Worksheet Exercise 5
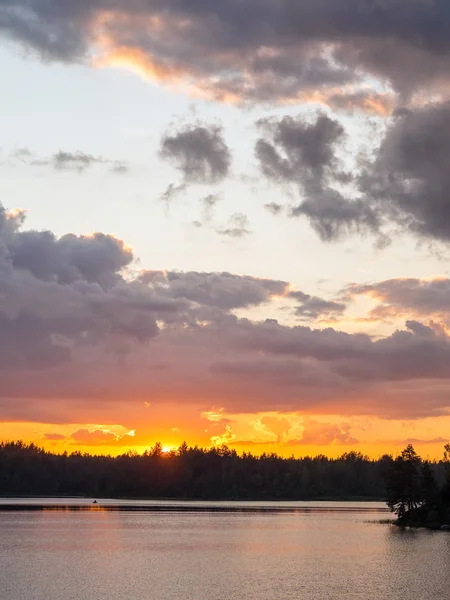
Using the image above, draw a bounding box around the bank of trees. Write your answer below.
[385,444,450,527]
[1,441,448,508]
[0,441,392,499]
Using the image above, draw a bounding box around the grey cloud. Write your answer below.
[160,182,187,204]
[140,270,288,311]
[288,291,311,303]
[53,151,104,172]
[12,147,32,161]
[288,291,347,320]
[361,102,450,242]
[8,229,134,286]
[292,188,380,242]
[160,124,232,184]
[111,161,129,174]
[256,113,380,241]
[201,193,221,223]
[15,149,129,174]
[217,213,251,239]
[218,317,450,386]
[264,202,284,216]
[0,1,87,62]
[211,356,344,390]
[0,313,71,370]
[256,113,345,187]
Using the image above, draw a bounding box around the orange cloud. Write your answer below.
[2,410,450,459]
[292,89,396,116]
[93,41,243,104]
[70,428,136,446]
[94,44,183,84]
[290,419,358,446]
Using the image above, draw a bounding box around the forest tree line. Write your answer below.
[0,440,449,501]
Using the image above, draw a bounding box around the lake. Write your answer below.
[0,499,449,600]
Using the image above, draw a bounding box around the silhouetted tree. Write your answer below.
[386,445,422,518]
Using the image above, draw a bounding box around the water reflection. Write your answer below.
[0,501,448,600]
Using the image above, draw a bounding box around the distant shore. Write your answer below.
[0,495,386,503]
[0,498,389,514]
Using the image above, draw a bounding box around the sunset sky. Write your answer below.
[1,0,450,459]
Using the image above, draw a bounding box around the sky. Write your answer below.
[1,0,450,459]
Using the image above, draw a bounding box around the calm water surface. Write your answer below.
[0,500,449,600]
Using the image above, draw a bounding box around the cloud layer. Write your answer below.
[255,112,380,241]
[2,202,450,428]
[3,0,450,106]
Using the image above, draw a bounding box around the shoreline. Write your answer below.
[0,495,385,502]
[0,498,389,514]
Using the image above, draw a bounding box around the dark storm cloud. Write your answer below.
[256,113,380,241]
[160,125,232,184]
[53,151,104,172]
[2,0,450,103]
